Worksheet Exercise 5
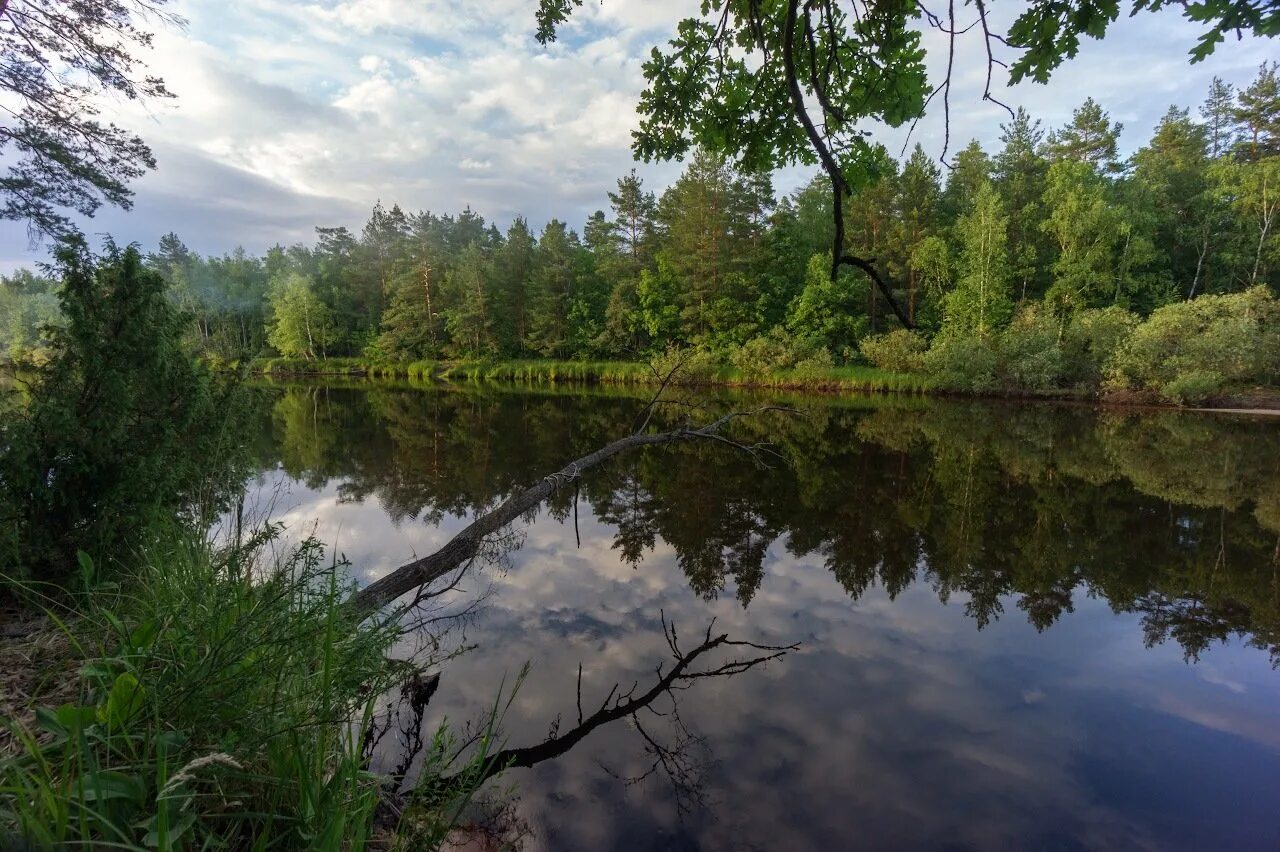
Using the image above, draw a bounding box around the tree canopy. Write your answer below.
[0,0,177,240]
[535,0,1278,322]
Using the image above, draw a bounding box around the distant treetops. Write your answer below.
[2,68,1277,403]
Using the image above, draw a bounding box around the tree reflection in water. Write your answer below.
[363,609,797,843]
[260,384,1280,665]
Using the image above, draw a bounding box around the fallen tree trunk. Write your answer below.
[349,411,779,617]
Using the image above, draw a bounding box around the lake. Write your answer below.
[243,382,1280,850]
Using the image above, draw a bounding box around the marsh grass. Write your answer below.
[0,528,491,849]
[240,356,936,395]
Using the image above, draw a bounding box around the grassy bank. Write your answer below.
[241,356,938,395]
[234,356,1280,410]
[0,529,497,848]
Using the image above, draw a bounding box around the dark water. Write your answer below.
[245,383,1280,850]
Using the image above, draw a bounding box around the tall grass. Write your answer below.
[238,356,936,395]
[0,528,488,849]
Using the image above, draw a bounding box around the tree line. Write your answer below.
[3,69,1278,387]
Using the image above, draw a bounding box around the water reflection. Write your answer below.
[260,384,1280,662]
[249,384,1280,849]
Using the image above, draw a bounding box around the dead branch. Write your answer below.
[348,407,795,617]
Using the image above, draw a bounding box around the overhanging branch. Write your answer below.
[348,407,794,617]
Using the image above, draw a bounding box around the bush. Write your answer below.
[730,329,793,380]
[859,329,927,373]
[922,334,1000,393]
[1161,370,1226,405]
[729,328,830,381]
[995,307,1065,391]
[792,348,835,381]
[1108,286,1280,402]
[0,242,253,581]
[1060,306,1139,387]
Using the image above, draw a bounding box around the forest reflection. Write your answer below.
[258,383,1280,665]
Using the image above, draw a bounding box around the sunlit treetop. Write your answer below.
[535,0,1278,326]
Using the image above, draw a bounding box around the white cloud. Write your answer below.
[0,0,1273,270]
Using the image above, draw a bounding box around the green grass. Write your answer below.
[0,528,496,849]
[237,356,936,395]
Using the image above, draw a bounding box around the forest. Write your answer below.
[3,0,1280,847]
[8,72,1280,403]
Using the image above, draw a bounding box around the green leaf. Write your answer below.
[128,618,160,651]
[98,672,146,729]
[76,550,95,588]
[143,809,197,848]
[79,769,146,804]
[37,702,97,738]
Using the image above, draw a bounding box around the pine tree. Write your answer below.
[1046,98,1124,174]
[1132,107,1216,297]
[493,218,537,356]
[941,140,992,224]
[607,170,658,276]
[1232,62,1280,162]
[527,220,579,357]
[656,148,767,340]
[444,244,496,357]
[1201,76,1239,159]
[895,144,942,323]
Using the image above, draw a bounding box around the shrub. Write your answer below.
[1108,287,1280,402]
[995,307,1065,391]
[0,242,253,581]
[922,334,1000,392]
[730,327,830,380]
[1161,370,1226,405]
[859,329,927,373]
[0,531,402,847]
[792,348,835,381]
[731,329,793,380]
[1060,306,1139,387]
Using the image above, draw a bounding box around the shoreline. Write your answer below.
[232,357,1280,413]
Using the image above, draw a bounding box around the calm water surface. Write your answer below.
[245,383,1280,850]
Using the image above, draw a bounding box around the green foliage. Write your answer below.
[33,66,1263,384]
[945,183,1013,338]
[0,1,173,239]
[786,254,869,357]
[1041,159,1129,313]
[1161,370,1227,404]
[266,271,338,360]
[1062,305,1140,386]
[921,335,1001,393]
[1045,97,1124,173]
[994,306,1073,391]
[0,242,251,581]
[0,269,62,361]
[1108,286,1280,401]
[1006,0,1278,84]
[731,327,830,380]
[0,530,409,848]
[860,329,928,373]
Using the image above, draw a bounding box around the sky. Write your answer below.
[0,0,1274,271]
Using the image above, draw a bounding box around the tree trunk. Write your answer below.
[349,412,771,617]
